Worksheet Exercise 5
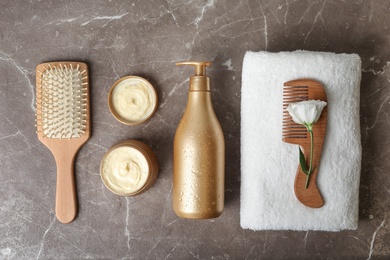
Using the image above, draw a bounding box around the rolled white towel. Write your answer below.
[240,51,362,231]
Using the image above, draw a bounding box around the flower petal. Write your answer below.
[286,104,304,124]
[313,101,327,122]
[302,104,317,124]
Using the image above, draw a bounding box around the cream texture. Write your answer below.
[111,78,155,122]
[102,146,149,194]
[240,51,362,231]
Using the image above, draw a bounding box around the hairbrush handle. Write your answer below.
[294,141,324,208]
[54,151,77,224]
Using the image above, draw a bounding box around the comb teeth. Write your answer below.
[282,85,309,139]
[36,63,88,139]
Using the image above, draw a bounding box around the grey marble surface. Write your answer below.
[0,0,389,259]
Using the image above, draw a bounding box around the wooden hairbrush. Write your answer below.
[282,79,327,208]
[36,62,90,223]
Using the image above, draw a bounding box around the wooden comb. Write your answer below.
[282,79,327,208]
[36,62,90,223]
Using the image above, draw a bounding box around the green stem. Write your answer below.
[305,128,314,189]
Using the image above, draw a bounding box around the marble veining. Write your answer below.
[0,0,389,259]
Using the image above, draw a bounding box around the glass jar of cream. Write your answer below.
[108,76,158,125]
[100,140,159,196]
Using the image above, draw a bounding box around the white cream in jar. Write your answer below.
[110,77,156,124]
[101,146,149,195]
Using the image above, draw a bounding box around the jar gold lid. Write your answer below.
[108,76,158,125]
[100,140,159,196]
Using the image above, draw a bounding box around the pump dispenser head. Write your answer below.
[176,61,211,91]
[176,61,211,76]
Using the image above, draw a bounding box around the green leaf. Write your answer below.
[299,147,309,175]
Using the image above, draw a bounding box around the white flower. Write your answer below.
[286,100,327,128]
[286,99,327,189]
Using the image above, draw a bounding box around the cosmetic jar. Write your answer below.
[108,76,158,125]
[100,140,159,196]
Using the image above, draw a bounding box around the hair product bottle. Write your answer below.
[173,61,225,219]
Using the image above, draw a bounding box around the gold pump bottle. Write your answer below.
[173,61,225,219]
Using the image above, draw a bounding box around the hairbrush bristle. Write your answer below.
[36,63,88,139]
[282,85,308,139]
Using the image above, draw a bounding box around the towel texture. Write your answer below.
[240,51,362,231]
